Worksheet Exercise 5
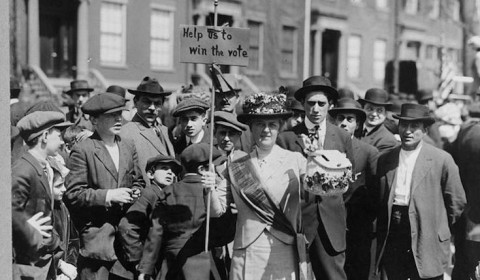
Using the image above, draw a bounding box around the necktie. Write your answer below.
[361,128,368,137]
[308,125,322,150]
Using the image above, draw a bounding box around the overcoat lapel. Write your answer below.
[116,138,128,188]
[384,147,400,230]
[24,153,51,197]
[410,145,432,195]
[93,137,118,182]
[323,123,337,150]
[132,115,169,156]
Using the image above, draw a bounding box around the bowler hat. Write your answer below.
[81,92,126,116]
[238,92,292,124]
[416,89,433,103]
[359,88,392,107]
[180,143,226,169]
[106,85,129,100]
[145,155,183,175]
[286,97,305,112]
[65,80,94,95]
[393,103,435,125]
[214,111,248,132]
[328,98,366,122]
[294,76,339,102]
[338,88,355,100]
[17,111,72,142]
[128,76,172,96]
[172,97,210,117]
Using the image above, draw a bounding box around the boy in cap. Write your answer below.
[120,77,176,187]
[137,143,225,280]
[65,80,94,131]
[64,92,144,280]
[118,155,182,278]
[12,111,72,278]
[172,97,210,154]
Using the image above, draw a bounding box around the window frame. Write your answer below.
[347,34,362,79]
[100,0,128,68]
[280,25,298,77]
[150,4,176,71]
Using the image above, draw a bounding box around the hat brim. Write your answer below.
[358,99,392,107]
[215,120,247,132]
[65,88,94,95]
[127,89,172,96]
[328,108,366,122]
[392,115,435,125]
[22,121,73,142]
[237,112,293,124]
[85,106,127,116]
[294,85,339,102]
[147,159,183,175]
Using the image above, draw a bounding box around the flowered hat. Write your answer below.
[237,92,292,123]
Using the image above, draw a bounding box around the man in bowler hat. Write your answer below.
[277,76,354,280]
[359,88,399,154]
[120,77,176,187]
[65,80,94,131]
[329,98,379,280]
[374,103,466,280]
[65,92,144,279]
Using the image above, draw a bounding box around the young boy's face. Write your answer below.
[45,128,65,156]
[179,110,207,138]
[148,163,175,186]
[94,111,123,137]
[53,176,66,201]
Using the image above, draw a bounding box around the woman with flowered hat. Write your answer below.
[207,92,308,280]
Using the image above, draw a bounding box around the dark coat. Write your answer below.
[360,124,399,153]
[277,121,354,252]
[120,114,176,187]
[66,108,93,131]
[137,174,207,276]
[172,129,211,156]
[64,132,142,268]
[375,143,466,278]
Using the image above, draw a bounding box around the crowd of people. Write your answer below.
[9,73,480,280]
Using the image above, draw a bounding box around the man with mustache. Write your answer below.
[120,77,175,187]
[359,88,399,154]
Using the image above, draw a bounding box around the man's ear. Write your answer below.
[41,131,49,143]
[147,170,154,180]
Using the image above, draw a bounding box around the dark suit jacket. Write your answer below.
[361,124,399,153]
[172,129,211,156]
[120,114,176,187]
[277,121,354,252]
[66,107,93,131]
[449,121,480,241]
[64,132,142,265]
[12,152,61,264]
[137,174,207,275]
[375,143,466,278]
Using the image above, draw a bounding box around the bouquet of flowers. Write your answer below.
[242,92,288,114]
[303,150,354,196]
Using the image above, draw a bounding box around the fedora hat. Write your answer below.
[65,80,94,95]
[294,76,339,102]
[328,98,366,122]
[238,92,292,124]
[393,103,435,125]
[128,76,172,96]
[359,88,392,107]
[416,89,433,103]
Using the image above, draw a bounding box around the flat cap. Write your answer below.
[172,97,210,117]
[214,111,248,132]
[180,143,225,168]
[81,92,126,116]
[146,155,183,175]
[17,111,72,142]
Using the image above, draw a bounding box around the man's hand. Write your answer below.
[108,188,134,204]
[201,171,216,191]
[27,212,52,238]
[58,260,77,279]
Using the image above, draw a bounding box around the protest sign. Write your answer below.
[179,25,250,66]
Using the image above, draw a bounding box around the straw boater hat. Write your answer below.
[328,98,366,123]
[237,92,292,123]
[65,80,94,95]
[128,76,172,96]
[294,76,339,103]
[359,88,392,107]
[393,103,435,126]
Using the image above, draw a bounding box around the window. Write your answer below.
[373,39,386,81]
[405,41,421,60]
[404,0,419,15]
[452,1,460,21]
[100,1,126,66]
[150,7,174,70]
[429,0,440,19]
[247,20,263,72]
[281,26,297,74]
[347,35,362,79]
[376,0,388,9]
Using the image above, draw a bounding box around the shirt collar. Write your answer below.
[400,140,423,155]
[186,129,205,144]
[305,116,326,132]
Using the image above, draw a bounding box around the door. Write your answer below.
[322,29,341,88]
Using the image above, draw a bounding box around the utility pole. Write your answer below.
[393,0,401,93]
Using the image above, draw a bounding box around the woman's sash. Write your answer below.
[228,156,309,280]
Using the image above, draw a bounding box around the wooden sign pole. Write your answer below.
[205,0,219,253]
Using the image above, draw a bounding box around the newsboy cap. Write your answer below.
[214,111,248,132]
[128,76,172,96]
[180,143,226,169]
[172,98,210,117]
[81,92,126,116]
[17,111,72,142]
[145,155,183,175]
